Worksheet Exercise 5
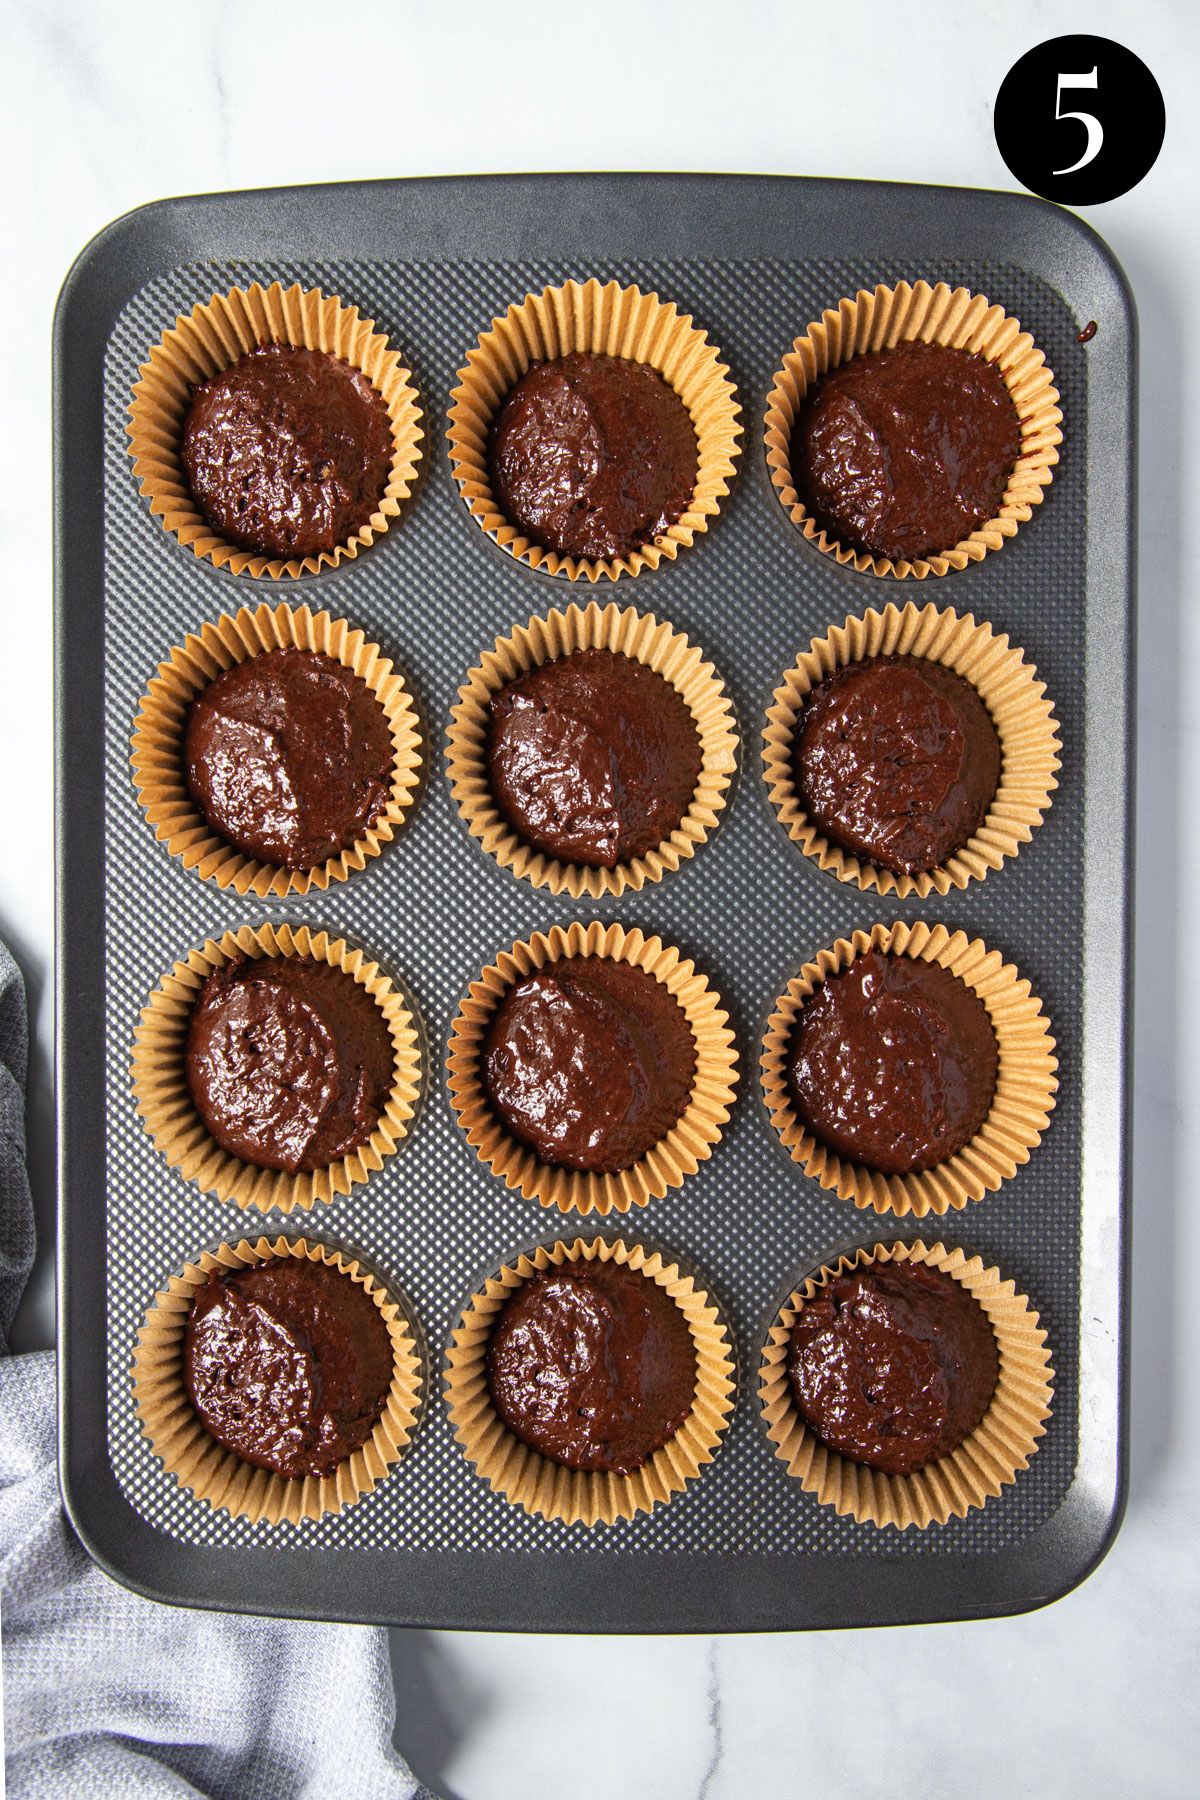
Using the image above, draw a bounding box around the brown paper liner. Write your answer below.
[131,602,423,899]
[128,280,423,579]
[761,921,1057,1216]
[444,1234,735,1524]
[447,922,738,1215]
[447,278,742,582]
[131,923,422,1213]
[447,601,737,898]
[765,280,1062,579]
[132,1234,422,1525]
[763,602,1061,898]
[759,1239,1053,1529]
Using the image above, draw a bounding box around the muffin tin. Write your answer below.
[54,174,1133,1631]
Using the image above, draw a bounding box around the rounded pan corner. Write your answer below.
[54,194,189,350]
[1034,1466,1130,1613]
[57,1439,178,1610]
[960,1462,1130,1628]
[57,1444,303,1623]
[1014,191,1139,335]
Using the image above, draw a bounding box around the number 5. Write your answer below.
[1054,68,1103,174]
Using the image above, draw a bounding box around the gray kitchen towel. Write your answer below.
[0,943,431,1799]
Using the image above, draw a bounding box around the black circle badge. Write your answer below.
[995,35,1165,205]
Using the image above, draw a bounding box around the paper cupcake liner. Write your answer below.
[132,1234,422,1526]
[759,1239,1053,1529]
[128,280,424,579]
[444,1234,735,1525]
[447,278,742,582]
[131,602,423,900]
[765,279,1062,579]
[447,921,738,1215]
[131,923,422,1213]
[763,602,1061,898]
[761,921,1057,1216]
[447,601,738,898]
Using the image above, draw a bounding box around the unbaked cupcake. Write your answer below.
[486,649,702,869]
[487,1257,697,1473]
[448,278,741,582]
[131,602,422,900]
[762,602,1061,900]
[488,352,698,561]
[181,344,394,562]
[760,920,1057,1217]
[765,280,1061,580]
[791,340,1021,564]
[185,1254,396,1477]
[786,948,998,1176]
[447,921,738,1215]
[185,954,397,1175]
[133,1234,422,1526]
[786,1255,998,1474]
[185,647,396,870]
[481,954,697,1175]
[759,1239,1053,1529]
[128,280,423,579]
[132,923,422,1213]
[444,1234,735,1524]
[448,601,737,900]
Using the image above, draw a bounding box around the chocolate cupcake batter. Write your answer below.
[181,343,393,560]
[791,340,1021,562]
[185,955,395,1174]
[482,956,696,1173]
[185,1257,394,1479]
[788,949,998,1174]
[788,1259,998,1475]
[488,352,698,560]
[487,1260,697,1473]
[185,648,395,870]
[486,648,702,868]
[793,655,1001,875]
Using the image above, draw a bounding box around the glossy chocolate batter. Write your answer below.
[181,343,393,560]
[788,950,998,1174]
[482,956,696,1173]
[791,340,1020,562]
[793,655,1001,874]
[185,648,395,870]
[788,1259,998,1475]
[185,1257,394,1479]
[488,352,698,560]
[487,1260,697,1473]
[486,648,702,868]
[185,955,395,1173]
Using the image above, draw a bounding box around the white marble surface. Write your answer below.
[3,0,1198,1793]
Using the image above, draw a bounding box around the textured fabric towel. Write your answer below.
[0,942,429,1799]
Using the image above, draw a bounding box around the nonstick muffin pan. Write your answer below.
[54,173,1133,1631]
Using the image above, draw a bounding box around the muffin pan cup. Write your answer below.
[760,920,1059,1217]
[764,278,1063,579]
[56,174,1132,1632]
[758,1239,1053,1530]
[132,1233,423,1526]
[446,919,739,1216]
[444,1234,736,1525]
[131,601,423,900]
[127,280,424,579]
[131,921,423,1213]
[447,599,739,899]
[447,276,742,582]
[762,601,1062,899]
